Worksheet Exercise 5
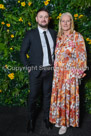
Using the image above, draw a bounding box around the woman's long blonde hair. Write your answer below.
[57,12,74,37]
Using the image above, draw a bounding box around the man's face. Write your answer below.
[36,11,49,28]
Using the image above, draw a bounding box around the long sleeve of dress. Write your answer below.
[75,33,87,78]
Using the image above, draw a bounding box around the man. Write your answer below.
[20,8,56,132]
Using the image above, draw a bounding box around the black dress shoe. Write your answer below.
[44,118,53,129]
[27,120,34,133]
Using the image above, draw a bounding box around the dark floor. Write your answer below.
[0,106,91,136]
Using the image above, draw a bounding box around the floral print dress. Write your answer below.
[49,31,87,127]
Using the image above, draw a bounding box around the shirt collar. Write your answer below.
[38,26,48,34]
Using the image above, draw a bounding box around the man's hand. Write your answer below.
[81,73,86,78]
[28,69,31,73]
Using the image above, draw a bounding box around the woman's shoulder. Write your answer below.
[74,30,83,38]
[55,36,62,48]
[73,31,84,42]
[56,36,62,41]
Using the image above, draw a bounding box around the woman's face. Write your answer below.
[61,15,71,32]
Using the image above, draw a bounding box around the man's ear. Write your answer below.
[36,16,38,22]
[48,17,50,23]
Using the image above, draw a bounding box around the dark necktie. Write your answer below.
[43,31,52,65]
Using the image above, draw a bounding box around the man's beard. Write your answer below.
[38,24,48,28]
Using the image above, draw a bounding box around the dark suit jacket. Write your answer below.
[20,28,57,77]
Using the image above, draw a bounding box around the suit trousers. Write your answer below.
[28,68,53,121]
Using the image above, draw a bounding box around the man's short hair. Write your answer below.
[36,7,49,16]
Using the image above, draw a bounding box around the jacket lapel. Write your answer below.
[35,28,43,56]
[49,29,55,44]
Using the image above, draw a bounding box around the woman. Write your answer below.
[49,12,87,135]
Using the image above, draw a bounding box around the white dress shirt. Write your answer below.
[38,26,54,67]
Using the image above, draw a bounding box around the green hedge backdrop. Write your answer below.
[0,0,91,113]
